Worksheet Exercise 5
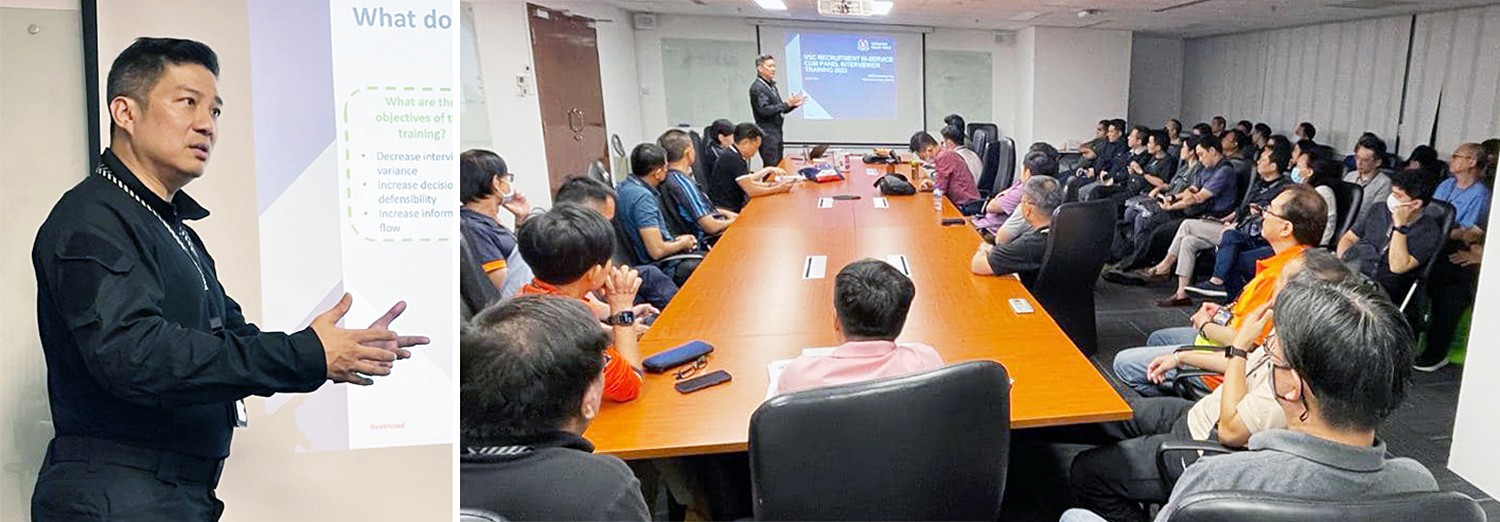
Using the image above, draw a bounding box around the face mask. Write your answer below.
[499,186,516,204]
[1385,193,1403,214]
[1289,166,1304,184]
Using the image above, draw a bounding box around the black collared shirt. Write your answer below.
[32,149,326,459]
[750,76,792,129]
[461,431,649,521]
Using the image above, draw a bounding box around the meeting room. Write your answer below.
[455,0,1500,521]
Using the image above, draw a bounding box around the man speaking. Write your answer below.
[749,53,805,167]
[29,38,427,520]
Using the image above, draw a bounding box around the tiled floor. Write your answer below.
[1090,276,1498,520]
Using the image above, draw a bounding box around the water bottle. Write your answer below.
[932,187,944,211]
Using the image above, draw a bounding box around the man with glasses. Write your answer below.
[1152,268,1438,521]
[1416,143,1493,371]
[1066,249,1362,522]
[460,149,536,299]
[971,176,1062,286]
[772,259,943,395]
[1344,135,1394,216]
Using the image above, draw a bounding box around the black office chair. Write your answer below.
[696,126,718,188]
[990,136,1017,195]
[977,141,1003,198]
[1400,200,1455,313]
[1328,181,1364,247]
[968,123,999,156]
[459,232,502,323]
[1030,200,1116,356]
[458,508,508,522]
[1165,490,1486,522]
[611,219,704,286]
[749,361,1011,521]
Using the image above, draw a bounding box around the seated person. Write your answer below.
[1336,168,1443,301]
[1142,141,1292,307]
[656,129,737,244]
[1079,123,1150,202]
[1127,129,1177,195]
[1062,140,1101,197]
[705,123,794,213]
[617,143,703,286]
[555,176,679,309]
[971,176,1063,286]
[1111,185,1326,397]
[1152,272,1436,521]
[1067,249,1351,522]
[985,152,1059,245]
[460,295,651,521]
[910,129,984,215]
[701,118,736,171]
[1293,121,1316,143]
[516,204,649,402]
[459,149,535,299]
[944,113,985,181]
[1220,129,1254,183]
[975,150,1056,238]
[1344,134,1394,216]
[775,259,943,395]
[1104,134,1238,278]
[1109,133,1196,268]
[1418,142,1493,371]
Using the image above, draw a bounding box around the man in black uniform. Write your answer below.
[30,38,427,521]
[749,54,805,168]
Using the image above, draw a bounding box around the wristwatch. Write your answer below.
[1393,224,1412,235]
[1224,346,1249,359]
[605,310,635,327]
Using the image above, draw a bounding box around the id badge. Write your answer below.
[234,399,249,428]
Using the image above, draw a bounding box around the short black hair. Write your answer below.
[1191,123,1213,136]
[734,122,763,143]
[1263,136,1293,173]
[1235,120,1253,132]
[1022,150,1058,178]
[1211,115,1227,125]
[1390,168,1435,204]
[106,37,220,135]
[1294,138,1318,158]
[834,259,916,340]
[461,295,609,443]
[630,143,667,178]
[460,149,506,204]
[943,114,966,133]
[1296,121,1317,140]
[755,54,775,66]
[1130,125,1151,142]
[1406,145,1447,176]
[1356,134,1389,159]
[1147,129,1169,151]
[1108,119,1127,132]
[554,176,615,207]
[1181,135,1202,157]
[710,119,735,140]
[1277,184,1328,246]
[1097,119,1111,128]
[657,129,694,164]
[909,131,939,153]
[1028,141,1059,161]
[1275,273,1412,432]
[1304,148,1344,189]
[1196,133,1223,154]
[1165,119,1182,134]
[1223,129,1248,150]
[517,204,614,285]
[1252,123,1273,138]
[939,124,965,145]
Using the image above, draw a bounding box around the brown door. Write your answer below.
[528,3,608,196]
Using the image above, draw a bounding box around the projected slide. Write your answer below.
[250,0,455,451]
[785,33,897,120]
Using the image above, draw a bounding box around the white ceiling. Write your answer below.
[599,0,1499,38]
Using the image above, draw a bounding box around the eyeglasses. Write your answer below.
[674,355,709,380]
[1249,203,1288,221]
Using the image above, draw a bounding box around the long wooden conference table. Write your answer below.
[590,157,1131,460]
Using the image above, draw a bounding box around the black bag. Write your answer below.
[863,152,899,164]
[874,173,917,196]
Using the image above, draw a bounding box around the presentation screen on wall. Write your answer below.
[758,26,924,144]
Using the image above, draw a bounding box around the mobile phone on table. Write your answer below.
[675,369,732,394]
[941,218,967,226]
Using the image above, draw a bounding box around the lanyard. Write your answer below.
[97,164,210,292]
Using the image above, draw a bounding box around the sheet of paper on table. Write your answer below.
[765,347,837,399]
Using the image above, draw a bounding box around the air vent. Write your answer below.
[818,0,874,17]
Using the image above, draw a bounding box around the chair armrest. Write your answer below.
[1172,345,1223,353]
[1157,440,1236,489]
[652,253,706,265]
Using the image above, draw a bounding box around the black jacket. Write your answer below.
[32,149,326,459]
[750,76,793,132]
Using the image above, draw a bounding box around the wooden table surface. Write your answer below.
[589,158,1132,460]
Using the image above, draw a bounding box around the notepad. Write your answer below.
[865,167,880,176]
[884,254,911,276]
[765,347,838,399]
[817,197,833,208]
[802,255,827,279]
[873,197,889,208]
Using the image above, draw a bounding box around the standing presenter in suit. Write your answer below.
[749,54,805,167]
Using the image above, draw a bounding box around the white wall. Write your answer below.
[1021,27,1133,150]
[0,5,87,519]
[1128,35,1183,127]
[924,27,1021,137]
[1180,5,1499,156]
[633,14,757,139]
[1450,207,1500,498]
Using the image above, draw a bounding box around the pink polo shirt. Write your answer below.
[775,340,945,396]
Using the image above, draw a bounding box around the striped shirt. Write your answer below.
[661,169,717,242]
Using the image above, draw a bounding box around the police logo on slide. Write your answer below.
[856,38,870,52]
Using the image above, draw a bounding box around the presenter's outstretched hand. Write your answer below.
[313,293,401,386]
[363,300,430,360]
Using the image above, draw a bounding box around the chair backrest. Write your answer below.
[612,219,646,266]
[976,140,1002,198]
[696,127,717,188]
[1030,200,1116,355]
[1327,181,1363,247]
[655,180,695,238]
[459,231,502,322]
[1417,200,1455,283]
[749,361,1011,521]
[458,507,508,522]
[968,123,999,154]
[1167,490,1485,522]
[990,136,1018,195]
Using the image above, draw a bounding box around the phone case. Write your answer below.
[675,370,732,394]
[642,340,714,373]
